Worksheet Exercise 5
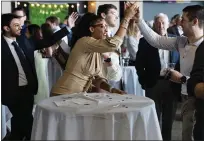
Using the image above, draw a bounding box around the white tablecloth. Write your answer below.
[1,105,12,139]
[31,93,162,140]
[110,66,144,96]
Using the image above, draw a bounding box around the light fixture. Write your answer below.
[77,3,80,7]
[17,2,20,5]
[31,3,35,7]
[71,5,74,8]
[66,4,69,8]
[36,3,40,7]
[84,5,87,8]
[54,4,57,8]
[41,4,45,8]
[24,3,27,7]
[60,5,63,8]
[91,2,95,6]
[48,5,52,8]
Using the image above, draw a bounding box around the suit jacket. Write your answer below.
[135,34,179,89]
[167,25,181,36]
[187,41,204,97]
[1,27,69,105]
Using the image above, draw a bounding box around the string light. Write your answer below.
[71,5,74,8]
[84,5,87,8]
[48,5,52,8]
[24,4,27,7]
[66,4,69,8]
[36,3,40,7]
[77,3,80,7]
[31,3,35,7]
[60,5,63,8]
[54,4,57,8]
[41,4,45,8]
[17,2,20,5]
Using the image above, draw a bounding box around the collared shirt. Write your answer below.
[138,19,203,95]
[4,36,28,86]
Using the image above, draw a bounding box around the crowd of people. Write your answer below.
[1,2,204,140]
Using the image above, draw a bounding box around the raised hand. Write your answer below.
[124,1,139,20]
[67,12,78,29]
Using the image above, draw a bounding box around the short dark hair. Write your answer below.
[27,24,41,40]
[1,13,19,33]
[97,4,117,17]
[171,14,180,22]
[12,7,25,15]
[41,23,53,40]
[70,12,103,49]
[183,5,204,28]
[46,16,59,25]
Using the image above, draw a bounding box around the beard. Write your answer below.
[10,30,21,37]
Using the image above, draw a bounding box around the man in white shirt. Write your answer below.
[133,4,204,141]
[97,4,122,82]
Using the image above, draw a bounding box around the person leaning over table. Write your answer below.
[51,2,139,96]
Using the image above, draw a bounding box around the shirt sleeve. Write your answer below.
[127,36,139,61]
[83,36,123,53]
[137,19,180,51]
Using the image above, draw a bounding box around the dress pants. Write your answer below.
[145,79,177,140]
[6,86,34,140]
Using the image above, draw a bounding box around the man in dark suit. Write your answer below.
[187,41,204,140]
[167,14,183,36]
[1,13,69,140]
[135,13,179,140]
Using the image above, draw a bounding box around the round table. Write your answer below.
[31,93,162,140]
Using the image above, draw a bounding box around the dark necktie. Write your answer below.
[12,41,33,84]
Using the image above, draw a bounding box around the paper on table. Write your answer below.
[54,97,98,107]
[53,99,72,107]
[71,98,96,105]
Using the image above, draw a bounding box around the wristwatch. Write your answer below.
[180,76,187,84]
[104,58,111,63]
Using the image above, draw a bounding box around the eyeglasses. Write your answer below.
[92,24,108,30]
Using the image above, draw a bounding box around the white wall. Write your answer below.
[1,2,12,14]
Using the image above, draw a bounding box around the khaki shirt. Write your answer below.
[51,36,123,95]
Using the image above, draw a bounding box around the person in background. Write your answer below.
[24,20,31,28]
[60,12,78,46]
[167,14,183,36]
[1,12,70,140]
[52,3,138,96]
[134,3,204,141]
[135,13,177,140]
[12,7,27,36]
[187,41,204,140]
[25,24,53,104]
[97,4,122,82]
[126,18,141,66]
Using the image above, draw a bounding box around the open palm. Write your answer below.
[67,12,79,28]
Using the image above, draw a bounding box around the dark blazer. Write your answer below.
[1,27,69,105]
[135,37,161,89]
[135,34,179,89]
[167,25,181,36]
[187,41,204,97]
[187,40,204,140]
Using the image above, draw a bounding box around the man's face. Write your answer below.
[104,8,118,27]
[14,10,26,26]
[180,12,194,37]
[4,18,22,37]
[154,17,168,36]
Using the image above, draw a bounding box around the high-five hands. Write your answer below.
[125,1,140,22]
[123,1,139,20]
